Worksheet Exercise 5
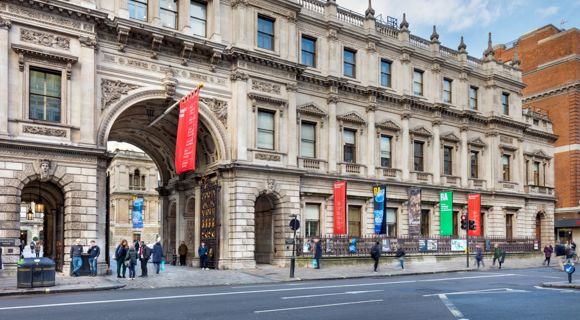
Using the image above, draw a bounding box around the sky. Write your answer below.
[338,0,580,58]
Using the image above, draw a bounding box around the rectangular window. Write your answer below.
[469,86,478,110]
[190,1,207,37]
[29,68,61,123]
[386,208,397,237]
[506,214,513,239]
[380,135,392,168]
[348,206,361,237]
[533,161,540,185]
[343,48,356,78]
[160,0,178,29]
[343,129,356,163]
[502,154,511,181]
[470,151,479,178]
[305,204,320,237]
[413,141,424,172]
[443,78,452,103]
[128,0,148,21]
[413,69,423,96]
[301,36,316,68]
[525,160,529,185]
[443,146,453,175]
[300,121,316,158]
[502,92,510,115]
[420,209,430,236]
[452,211,459,237]
[543,163,547,186]
[257,110,275,150]
[257,16,275,50]
[380,59,392,87]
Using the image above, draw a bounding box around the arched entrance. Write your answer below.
[20,180,65,271]
[255,195,276,264]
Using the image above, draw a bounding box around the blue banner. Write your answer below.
[373,185,386,234]
[132,197,144,229]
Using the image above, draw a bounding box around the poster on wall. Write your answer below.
[381,239,391,252]
[408,188,422,236]
[451,239,467,251]
[373,185,387,234]
[440,191,453,236]
[468,194,482,236]
[419,240,438,251]
[132,196,144,229]
[333,181,347,235]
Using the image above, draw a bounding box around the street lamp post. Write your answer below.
[289,215,300,278]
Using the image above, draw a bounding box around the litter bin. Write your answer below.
[17,258,56,288]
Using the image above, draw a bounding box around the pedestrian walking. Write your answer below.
[178,241,188,266]
[70,239,83,277]
[371,241,381,272]
[313,239,322,269]
[87,240,100,276]
[34,241,42,258]
[543,243,553,266]
[395,246,406,270]
[29,240,35,255]
[152,240,164,274]
[114,239,128,278]
[125,243,138,280]
[492,243,501,266]
[198,242,209,270]
[475,245,484,268]
[499,248,507,269]
[139,241,152,277]
[19,241,24,256]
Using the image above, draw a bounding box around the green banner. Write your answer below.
[439,191,453,236]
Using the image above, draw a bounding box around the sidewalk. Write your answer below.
[0,254,564,296]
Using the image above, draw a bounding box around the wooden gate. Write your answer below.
[200,176,220,269]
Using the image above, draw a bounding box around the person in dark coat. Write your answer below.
[70,239,84,277]
[395,246,406,270]
[475,245,484,268]
[114,239,128,278]
[543,243,553,266]
[313,239,322,269]
[87,240,100,276]
[178,241,188,266]
[125,243,138,280]
[198,242,209,270]
[139,241,152,277]
[371,241,381,272]
[152,240,164,274]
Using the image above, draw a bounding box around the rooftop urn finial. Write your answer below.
[512,44,521,67]
[399,13,409,30]
[365,0,375,19]
[483,32,495,58]
[458,36,467,53]
[430,25,440,43]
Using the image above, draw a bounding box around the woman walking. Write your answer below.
[475,245,484,268]
[125,243,138,280]
[152,239,164,274]
[115,239,128,278]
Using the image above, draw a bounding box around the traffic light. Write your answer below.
[461,214,467,230]
[469,220,476,230]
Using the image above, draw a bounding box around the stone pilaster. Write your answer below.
[327,95,338,173]
[401,112,410,180]
[287,84,298,167]
[460,126,468,187]
[231,72,249,161]
[366,105,376,174]
[432,120,441,184]
[210,0,222,42]
[0,18,10,136]
[79,40,96,144]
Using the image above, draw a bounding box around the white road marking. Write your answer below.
[231,283,307,289]
[438,294,466,319]
[0,273,515,311]
[424,288,528,297]
[281,290,384,299]
[533,286,576,293]
[254,299,383,313]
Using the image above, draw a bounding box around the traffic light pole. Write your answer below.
[466,230,469,268]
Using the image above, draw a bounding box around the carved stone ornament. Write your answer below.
[266,178,276,192]
[12,44,78,79]
[162,68,178,99]
[20,29,70,50]
[22,125,67,137]
[151,34,164,59]
[101,79,142,109]
[410,126,433,141]
[79,36,98,50]
[37,159,54,182]
[0,16,12,29]
[117,26,130,52]
[210,50,222,72]
[327,29,338,41]
[230,71,249,81]
[231,0,249,8]
[252,80,281,95]
[180,42,194,65]
[255,153,281,162]
[200,97,228,128]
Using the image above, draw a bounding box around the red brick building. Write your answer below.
[496,25,580,245]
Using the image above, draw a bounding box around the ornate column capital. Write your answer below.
[0,16,12,30]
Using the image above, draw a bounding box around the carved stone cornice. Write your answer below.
[150,33,164,59]
[180,41,194,65]
[12,43,78,79]
[524,149,552,160]
[226,47,306,75]
[100,79,142,109]
[20,28,70,50]
[440,132,460,143]
[79,36,98,50]
[230,71,249,81]
[0,16,12,29]
[117,25,130,52]
[410,126,433,139]
[248,92,288,109]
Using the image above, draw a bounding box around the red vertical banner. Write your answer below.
[333,181,347,235]
[468,193,481,236]
[175,88,200,175]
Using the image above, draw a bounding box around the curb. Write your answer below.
[541,282,580,289]
[0,283,126,297]
[281,268,475,282]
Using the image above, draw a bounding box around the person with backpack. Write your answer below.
[139,241,152,277]
[114,239,128,278]
[371,241,381,272]
[395,246,406,270]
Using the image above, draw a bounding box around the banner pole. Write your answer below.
[147,83,204,128]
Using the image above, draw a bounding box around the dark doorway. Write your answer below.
[255,195,274,264]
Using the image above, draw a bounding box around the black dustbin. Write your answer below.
[17,258,56,288]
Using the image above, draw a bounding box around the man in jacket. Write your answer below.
[178,241,188,266]
[371,241,381,272]
[70,239,83,277]
[152,240,164,274]
[87,240,100,276]
[395,246,406,270]
[198,242,209,270]
[314,239,322,270]
[139,241,152,277]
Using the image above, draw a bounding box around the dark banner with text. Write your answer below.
[468,193,481,236]
[334,181,347,235]
[175,88,201,175]
[408,188,421,236]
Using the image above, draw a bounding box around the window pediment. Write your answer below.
[376,119,401,132]
[524,149,551,160]
[410,126,432,138]
[441,132,460,143]
[468,137,487,148]
[499,144,518,153]
[249,92,287,115]
[12,44,78,79]
[297,103,327,118]
[337,111,366,125]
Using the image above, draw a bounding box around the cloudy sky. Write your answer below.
[338,0,580,57]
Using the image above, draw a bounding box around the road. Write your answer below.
[0,267,577,320]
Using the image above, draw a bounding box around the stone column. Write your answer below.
[287,84,298,167]
[79,40,96,144]
[175,190,186,253]
[178,0,191,33]
[432,120,441,184]
[401,112,410,180]
[486,133,498,188]
[327,30,339,77]
[150,0,161,27]
[210,0,222,42]
[516,138,524,191]
[327,95,339,173]
[287,16,297,63]
[230,72,249,161]
[232,1,249,49]
[460,126,469,187]
[0,18,9,136]
[366,105,376,175]
[194,185,201,259]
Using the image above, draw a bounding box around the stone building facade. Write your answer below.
[0,0,556,271]
[496,25,580,245]
[107,149,161,249]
